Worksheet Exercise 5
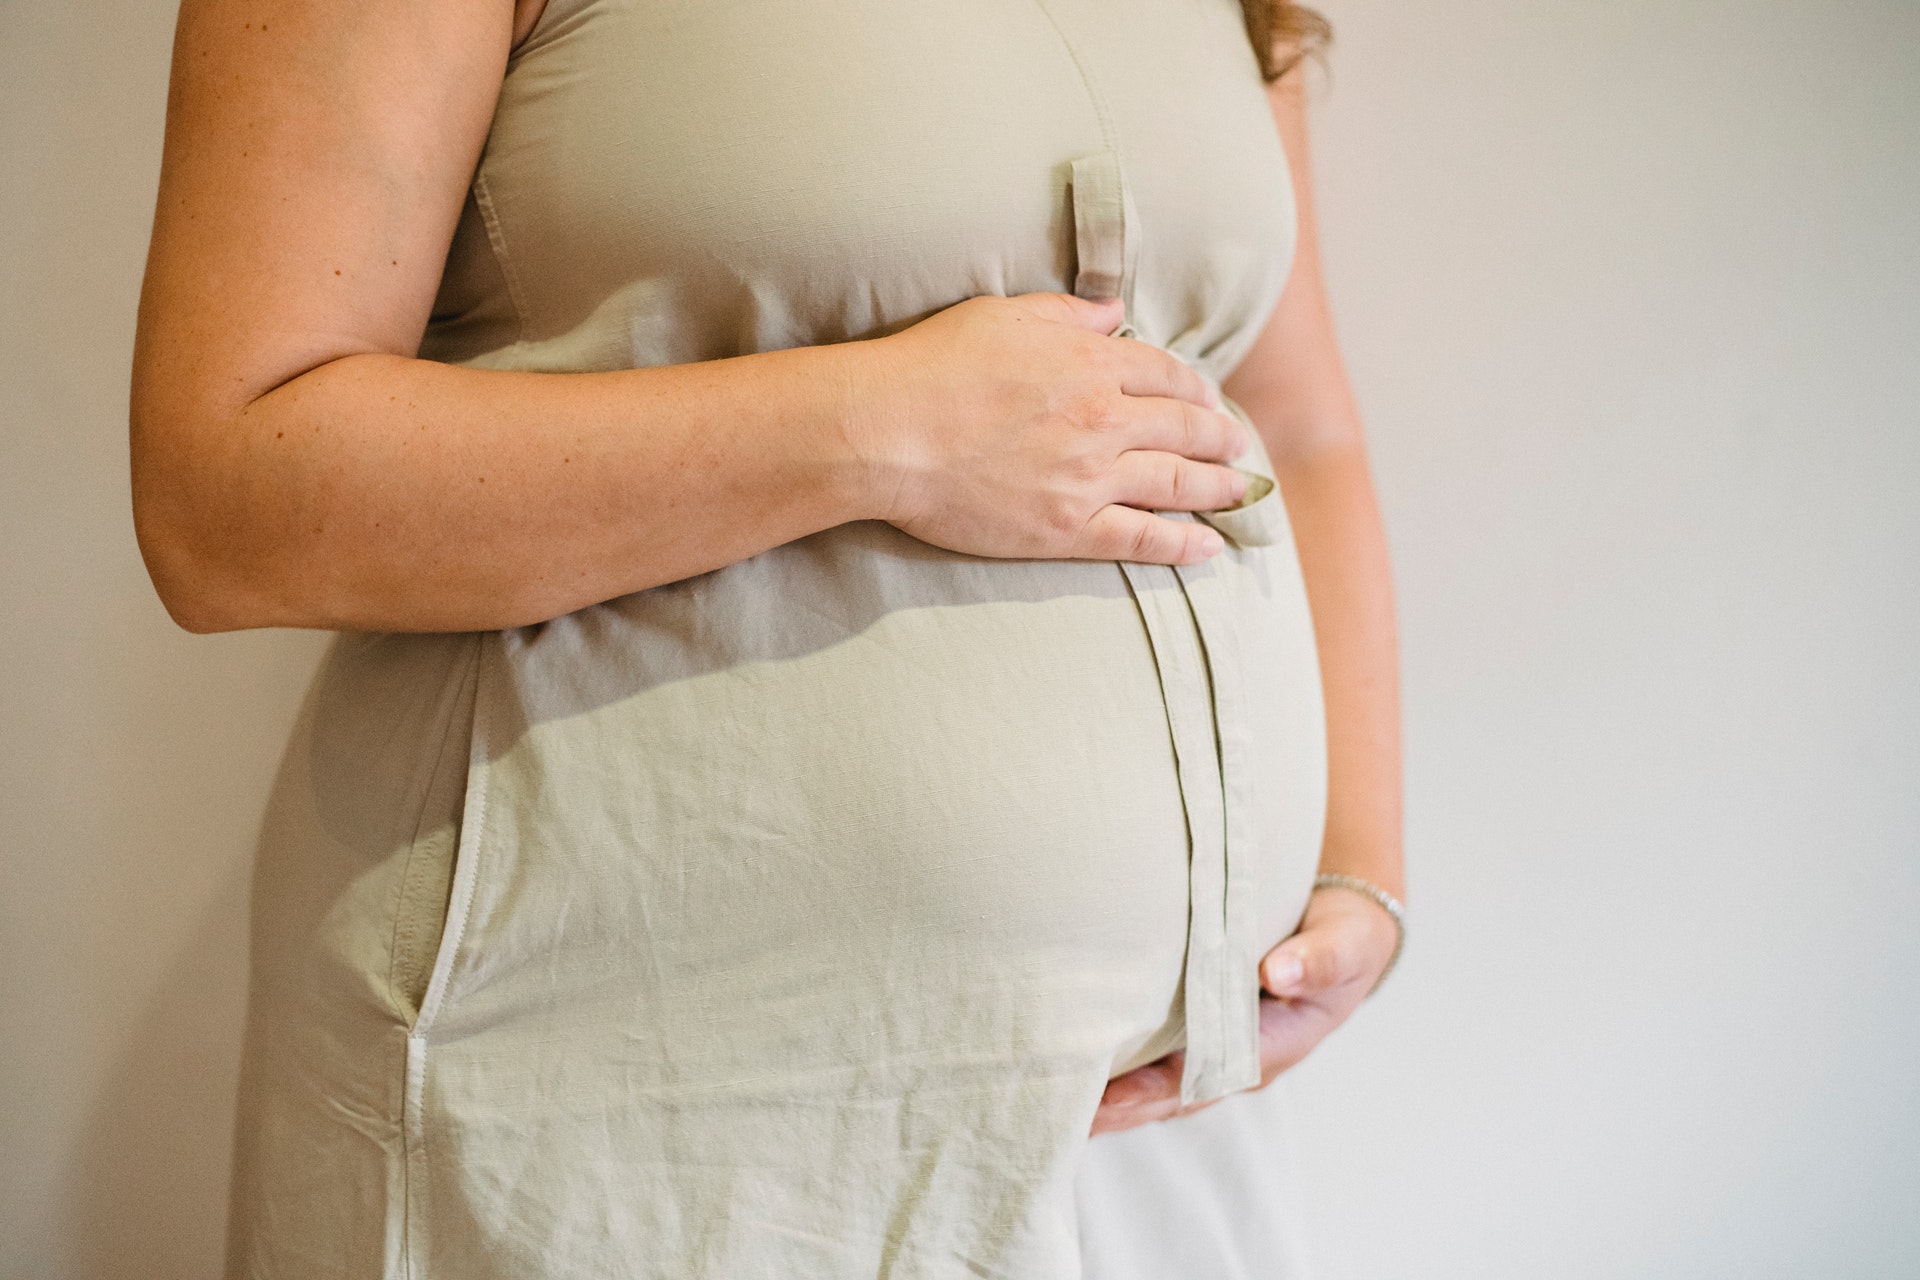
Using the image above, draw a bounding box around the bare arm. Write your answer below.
[1225,70,1406,914]
[133,0,1251,634]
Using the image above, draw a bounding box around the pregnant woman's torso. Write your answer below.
[237,3,1329,1276]
[424,0,1294,376]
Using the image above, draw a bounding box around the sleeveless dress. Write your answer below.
[225,2,1328,1276]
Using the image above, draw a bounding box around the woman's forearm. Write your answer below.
[133,0,1251,636]
[132,292,1247,635]
[1227,66,1404,903]
[131,0,878,636]
[131,344,877,634]
[1269,440,1405,900]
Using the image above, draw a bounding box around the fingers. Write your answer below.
[1265,885,1404,1002]
[1012,291,1126,334]
[1117,396,1248,465]
[1072,504,1224,566]
[1010,291,1221,411]
[1090,1054,1213,1136]
[1101,1056,1183,1110]
[1254,993,1342,1086]
[1100,999,1344,1118]
[1100,911,1380,1116]
[1108,451,1249,514]
[1260,904,1377,999]
[1111,336,1222,411]
[1262,932,1350,998]
[1261,942,1315,998]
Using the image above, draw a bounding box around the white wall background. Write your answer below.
[2,2,1915,1277]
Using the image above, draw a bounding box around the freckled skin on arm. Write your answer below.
[132,0,886,633]
[132,0,1250,633]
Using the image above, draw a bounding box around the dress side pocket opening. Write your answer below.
[387,637,483,1031]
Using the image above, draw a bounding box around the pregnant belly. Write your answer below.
[431,511,1325,1102]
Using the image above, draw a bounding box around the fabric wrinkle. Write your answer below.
[229,3,1325,1276]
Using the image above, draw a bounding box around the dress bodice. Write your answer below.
[421,0,1295,386]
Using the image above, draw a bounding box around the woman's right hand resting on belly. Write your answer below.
[854,294,1250,566]
[130,0,1246,635]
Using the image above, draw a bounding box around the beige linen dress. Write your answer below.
[226,1,1328,1276]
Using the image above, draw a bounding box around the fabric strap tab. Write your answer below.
[1070,151,1137,310]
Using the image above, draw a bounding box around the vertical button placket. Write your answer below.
[1070,152,1262,1104]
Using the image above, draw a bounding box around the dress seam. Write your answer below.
[472,167,533,346]
[1029,0,1119,157]
[1034,0,1145,323]
[386,639,480,1025]
[403,636,494,1275]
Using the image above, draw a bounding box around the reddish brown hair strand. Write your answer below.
[1239,0,1331,82]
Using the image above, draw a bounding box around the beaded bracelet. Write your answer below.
[1311,872,1406,996]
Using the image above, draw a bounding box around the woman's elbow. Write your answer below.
[132,499,256,634]
[129,408,275,634]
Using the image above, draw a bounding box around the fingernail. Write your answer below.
[1197,529,1225,558]
[1263,954,1304,992]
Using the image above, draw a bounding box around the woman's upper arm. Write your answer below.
[131,0,516,435]
[1220,69,1365,465]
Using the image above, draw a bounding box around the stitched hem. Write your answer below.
[473,169,533,345]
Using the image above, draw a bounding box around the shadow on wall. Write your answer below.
[70,868,251,1279]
